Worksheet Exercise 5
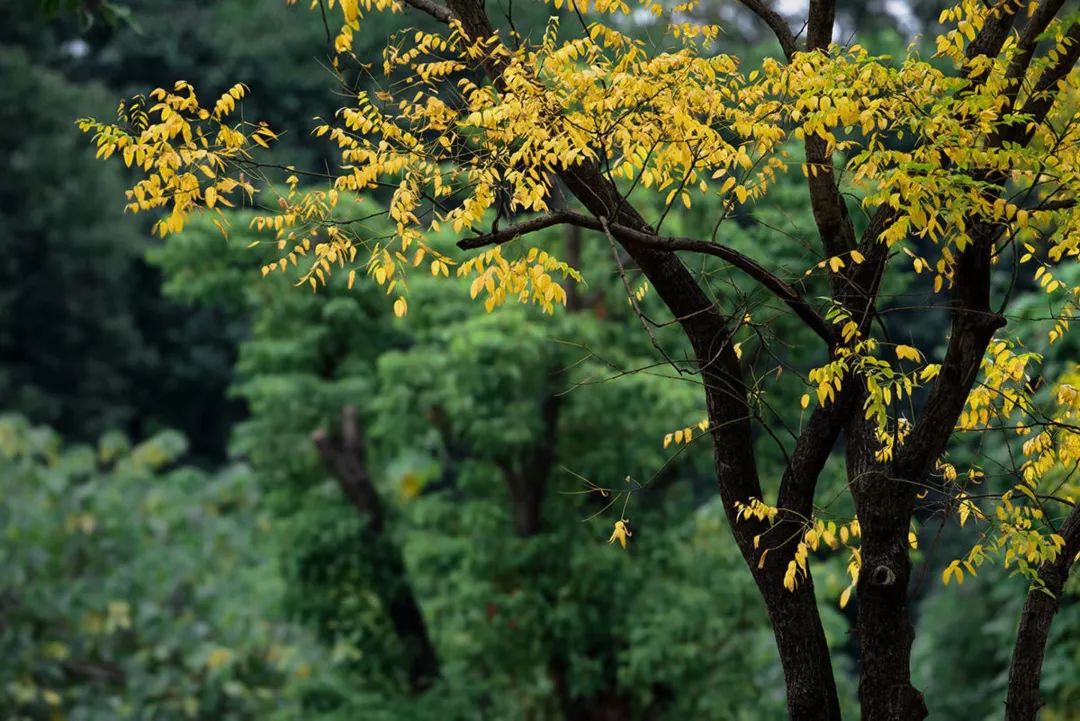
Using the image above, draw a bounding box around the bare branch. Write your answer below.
[457,211,579,250]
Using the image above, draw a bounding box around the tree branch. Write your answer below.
[735,0,798,60]
[899,17,1079,484]
[1006,500,1080,720]
[896,231,1007,485]
[401,0,454,23]
[1002,0,1068,106]
[965,0,1021,61]
[458,211,834,345]
[1015,22,1080,141]
[444,4,841,713]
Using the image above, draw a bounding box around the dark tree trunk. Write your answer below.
[1006,503,1080,720]
[846,411,927,721]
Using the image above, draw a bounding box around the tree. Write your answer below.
[150,210,813,719]
[79,0,1080,718]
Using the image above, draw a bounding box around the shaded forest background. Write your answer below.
[1,1,1079,718]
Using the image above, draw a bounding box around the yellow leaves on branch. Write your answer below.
[662,418,709,448]
[77,81,261,239]
[936,366,1080,589]
[84,0,1080,328]
[735,499,870,607]
[894,345,922,363]
[458,246,582,315]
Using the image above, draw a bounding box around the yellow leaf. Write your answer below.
[800,394,810,409]
[393,297,407,318]
[895,344,922,362]
[608,519,631,549]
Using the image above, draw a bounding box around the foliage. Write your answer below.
[0,23,247,459]
[0,415,318,720]
[82,0,1080,596]
[914,565,1080,721]
[0,46,144,440]
[149,210,848,718]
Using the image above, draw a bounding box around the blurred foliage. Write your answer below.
[914,565,1080,720]
[0,45,146,440]
[0,415,320,720]
[0,8,248,458]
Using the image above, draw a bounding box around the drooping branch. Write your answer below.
[312,406,441,692]
[458,211,834,344]
[1005,501,1080,721]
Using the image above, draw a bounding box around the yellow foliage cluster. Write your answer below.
[79,0,1080,593]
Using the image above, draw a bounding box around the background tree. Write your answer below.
[147,209,835,719]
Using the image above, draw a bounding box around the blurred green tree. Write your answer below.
[0,414,319,720]
[149,209,854,719]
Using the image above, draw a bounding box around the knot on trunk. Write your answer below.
[871,564,897,587]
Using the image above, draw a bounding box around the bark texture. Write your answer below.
[1005,503,1080,720]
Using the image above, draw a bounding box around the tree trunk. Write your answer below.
[847,410,927,721]
[1006,502,1080,720]
[755,575,843,720]
[852,507,925,721]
